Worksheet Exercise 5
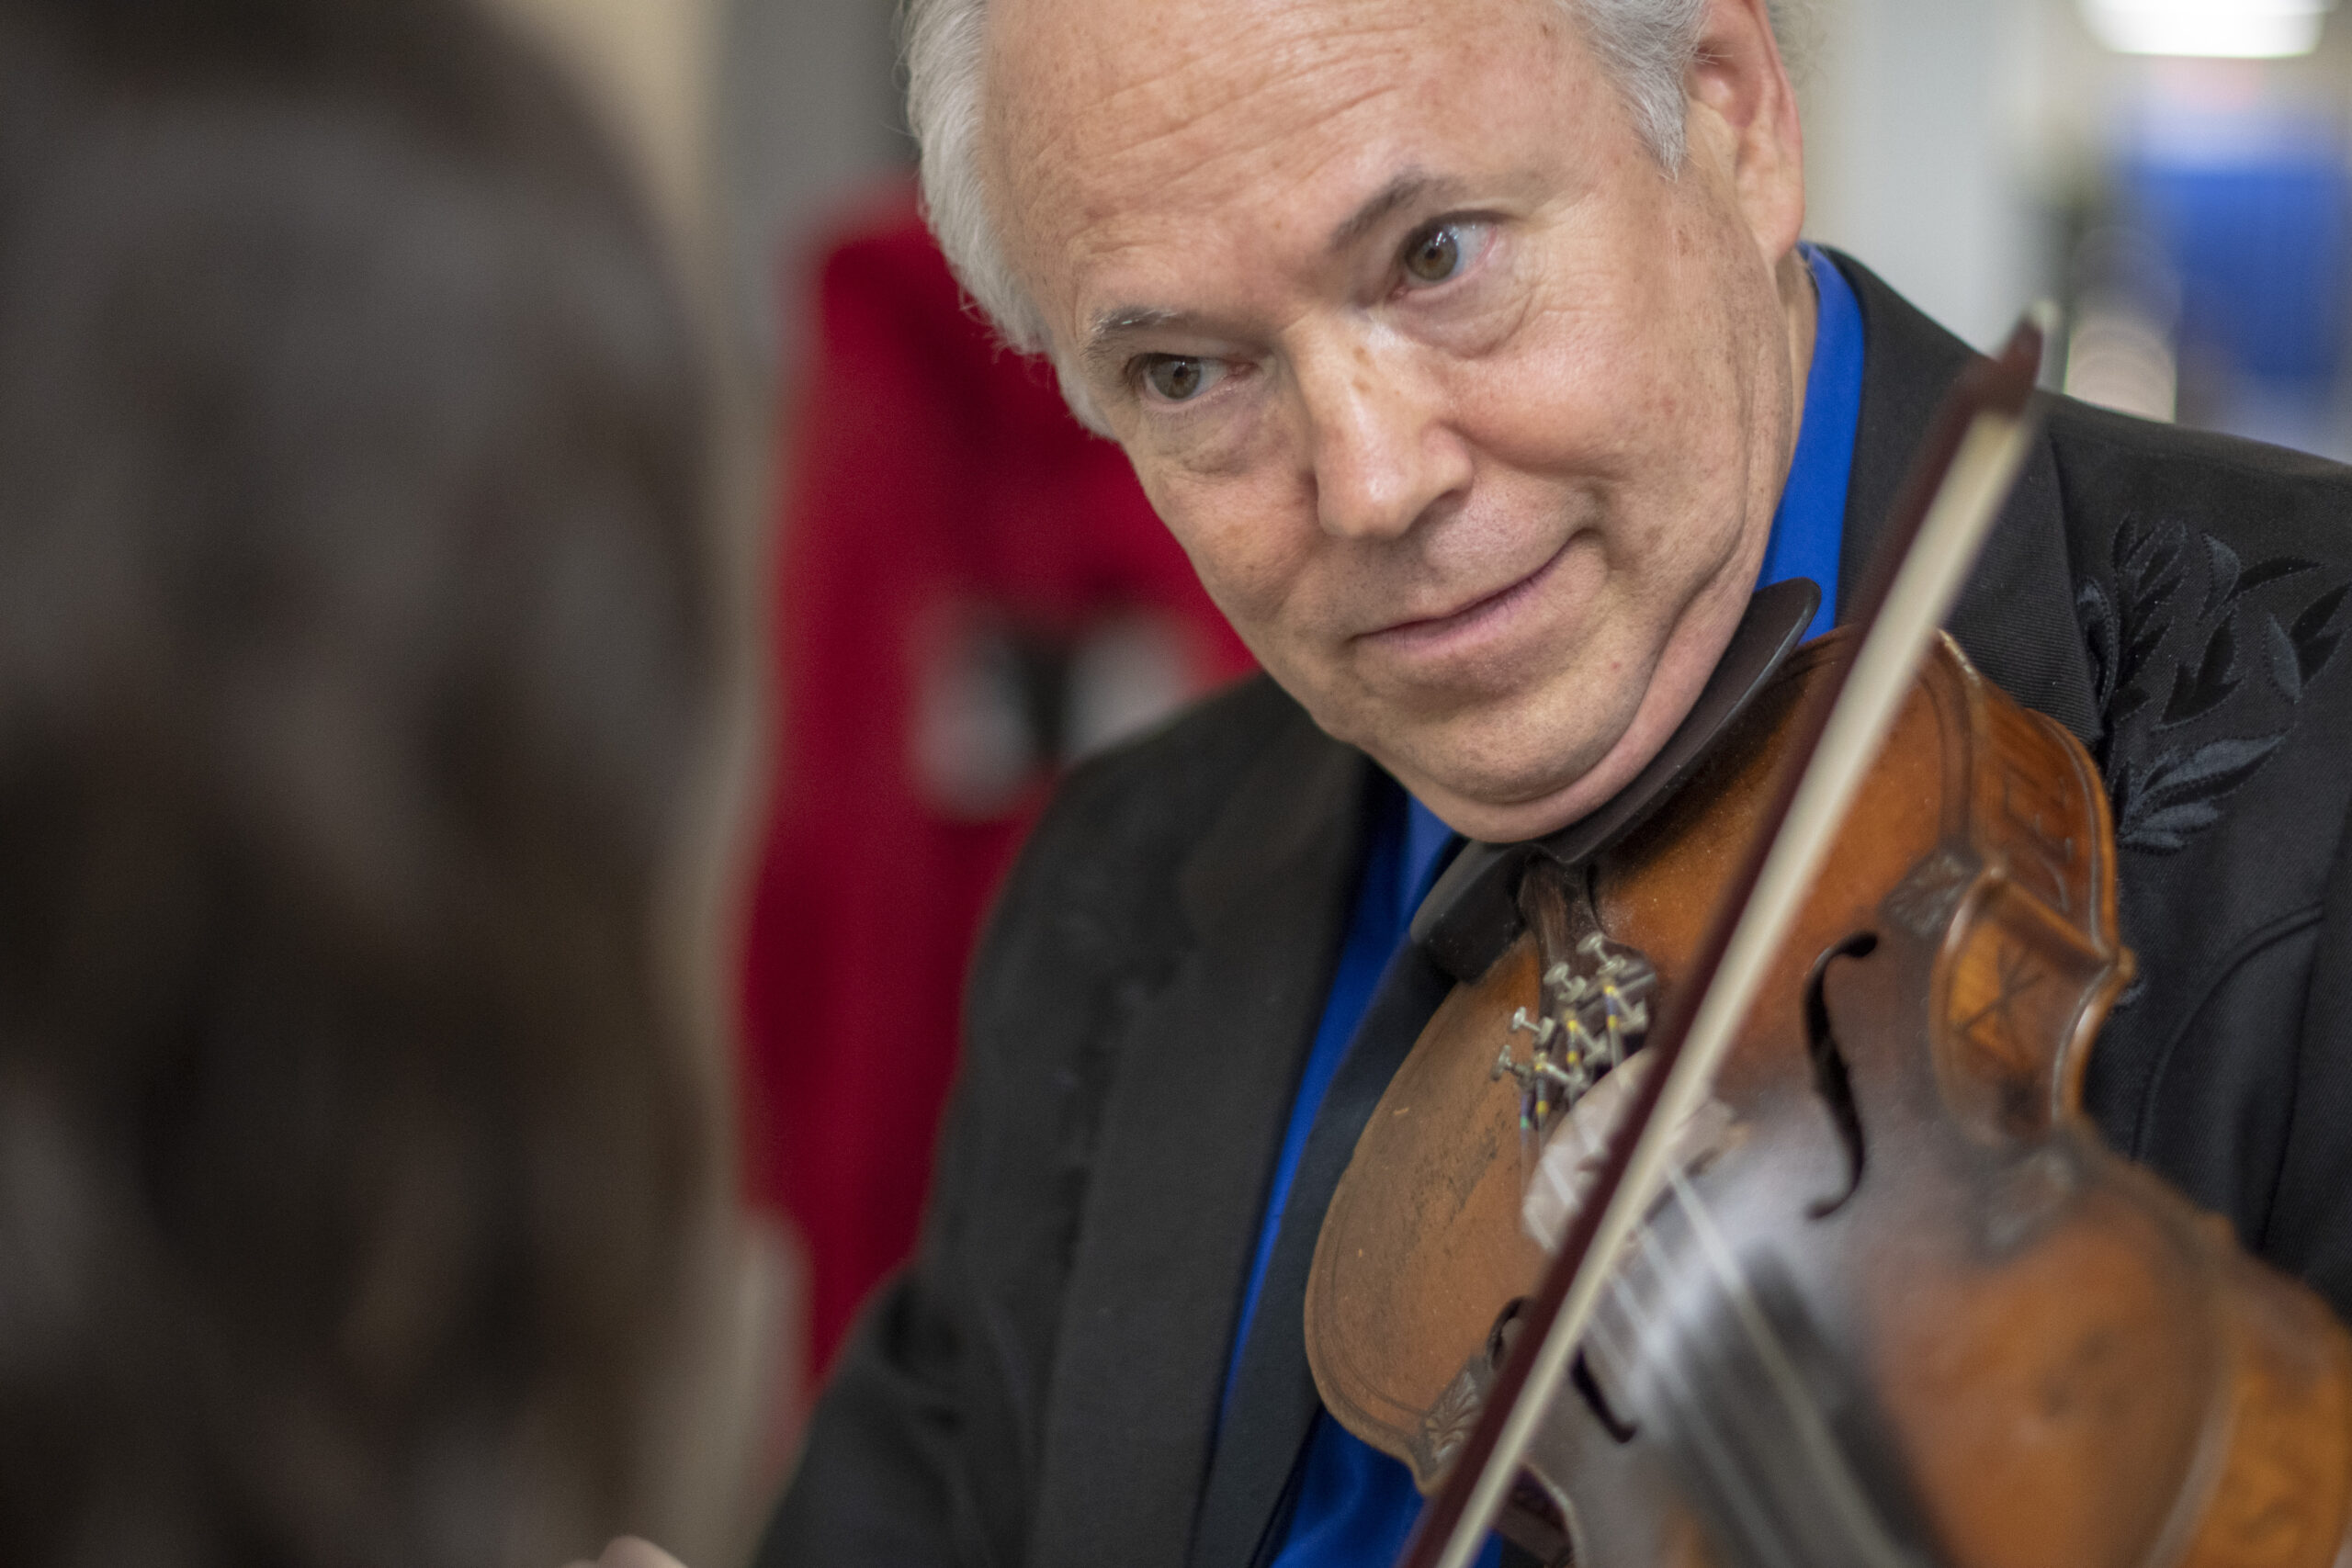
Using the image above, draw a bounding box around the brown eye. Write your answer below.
[1143,355,1213,401]
[1404,224,1464,285]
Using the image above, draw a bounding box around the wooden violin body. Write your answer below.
[1306,629,2352,1568]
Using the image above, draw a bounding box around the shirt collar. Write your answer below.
[1757,243,1868,641]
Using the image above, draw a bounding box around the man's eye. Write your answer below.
[1139,355,1224,403]
[1401,221,1481,287]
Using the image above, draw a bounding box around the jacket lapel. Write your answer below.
[1831,251,2102,745]
[1186,940,1456,1568]
[1027,693,1371,1568]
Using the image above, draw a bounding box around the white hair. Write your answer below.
[906,0,1804,412]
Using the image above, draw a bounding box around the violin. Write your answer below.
[1302,325,2352,1568]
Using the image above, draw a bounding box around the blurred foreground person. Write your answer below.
[0,2,735,1565]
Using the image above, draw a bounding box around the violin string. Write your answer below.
[1659,1168,1921,1568]
[1589,1269,1642,1380]
[1565,1098,1914,1566]
[1579,1204,1873,1568]
[1608,1218,1811,1568]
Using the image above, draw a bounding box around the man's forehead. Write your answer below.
[988,0,1443,111]
[983,0,1577,312]
[986,0,1430,201]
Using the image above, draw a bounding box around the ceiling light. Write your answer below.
[2083,0,2335,57]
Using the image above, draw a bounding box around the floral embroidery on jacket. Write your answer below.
[2077,518,2346,854]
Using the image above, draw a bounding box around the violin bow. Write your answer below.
[1397,310,2052,1568]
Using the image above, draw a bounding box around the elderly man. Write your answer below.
[760,0,2352,1564]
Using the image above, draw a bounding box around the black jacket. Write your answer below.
[758,255,2352,1568]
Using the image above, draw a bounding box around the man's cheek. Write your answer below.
[1207,567,1303,659]
[1173,505,1298,604]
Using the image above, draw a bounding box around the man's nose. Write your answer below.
[1297,339,1471,541]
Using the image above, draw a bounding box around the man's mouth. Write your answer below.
[1360,542,1570,654]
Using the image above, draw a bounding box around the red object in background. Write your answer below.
[741,186,1255,1383]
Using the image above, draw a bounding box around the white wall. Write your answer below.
[480,0,906,393]
[1799,0,2056,349]
[718,0,908,388]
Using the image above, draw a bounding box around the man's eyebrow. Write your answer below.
[1076,173,1466,378]
[1080,306,1193,378]
[1326,169,1462,254]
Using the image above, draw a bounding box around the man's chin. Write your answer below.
[1401,765,1634,845]
[1305,670,1676,841]
[1384,586,1757,842]
[1376,693,1689,842]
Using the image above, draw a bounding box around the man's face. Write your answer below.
[985,0,1810,840]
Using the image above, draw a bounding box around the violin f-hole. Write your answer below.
[1571,1350,1638,1445]
[1804,932,1877,1217]
[1490,1295,1638,1445]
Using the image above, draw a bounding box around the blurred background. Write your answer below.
[481,0,2352,1493]
[496,0,2352,449]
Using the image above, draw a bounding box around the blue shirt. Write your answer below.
[1759,244,1865,641]
[1222,243,1867,1568]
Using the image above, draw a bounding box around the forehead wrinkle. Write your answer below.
[1044,76,1419,349]
[1086,15,1422,149]
[987,0,1577,347]
[1063,63,1419,256]
[1060,56,1416,229]
[992,0,1424,221]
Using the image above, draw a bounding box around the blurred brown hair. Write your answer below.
[0,1,727,1564]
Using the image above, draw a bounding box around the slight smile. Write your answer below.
[1358,541,1573,660]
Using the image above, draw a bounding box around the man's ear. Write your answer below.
[1685,0,1806,264]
